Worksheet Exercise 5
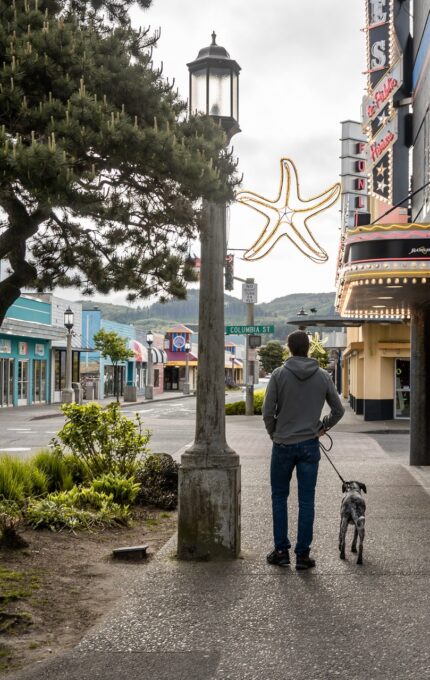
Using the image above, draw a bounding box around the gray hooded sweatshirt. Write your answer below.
[262,356,344,445]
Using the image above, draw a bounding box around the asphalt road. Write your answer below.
[0,387,264,459]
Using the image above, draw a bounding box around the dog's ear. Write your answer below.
[342,482,347,493]
[360,483,367,494]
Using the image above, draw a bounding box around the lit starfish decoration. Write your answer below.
[236,158,341,262]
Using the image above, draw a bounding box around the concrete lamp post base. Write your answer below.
[145,385,154,400]
[178,450,241,560]
[182,383,190,395]
[61,388,75,404]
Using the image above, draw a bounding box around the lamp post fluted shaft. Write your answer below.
[61,307,75,404]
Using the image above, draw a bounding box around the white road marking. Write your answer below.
[7,428,33,432]
[0,447,32,452]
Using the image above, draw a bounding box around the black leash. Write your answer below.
[319,433,347,485]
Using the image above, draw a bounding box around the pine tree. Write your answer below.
[0,0,239,326]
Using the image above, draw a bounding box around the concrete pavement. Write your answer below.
[8,405,430,680]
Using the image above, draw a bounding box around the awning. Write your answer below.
[165,349,198,367]
[129,339,148,362]
[151,347,167,364]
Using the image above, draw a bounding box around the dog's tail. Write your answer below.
[351,507,365,529]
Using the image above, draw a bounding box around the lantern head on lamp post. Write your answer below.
[64,307,74,332]
[187,31,241,140]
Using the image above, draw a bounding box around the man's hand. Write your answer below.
[318,428,327,438]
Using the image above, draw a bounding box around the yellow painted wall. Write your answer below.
[345,322,410,403]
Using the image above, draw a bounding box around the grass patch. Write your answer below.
[0,567,39,606]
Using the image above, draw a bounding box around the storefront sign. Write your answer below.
[364,0,406,204]
[0,338,11,354]
[362,59,402,126]
[18,342,28,356]
[367,117,398,165]
[349,238,430,262]
[35,344,45,357]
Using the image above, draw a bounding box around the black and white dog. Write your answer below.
[339,481,367,565]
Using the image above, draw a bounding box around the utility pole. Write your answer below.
[245,278,255,416]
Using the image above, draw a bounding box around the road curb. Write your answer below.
[30,393,196,421]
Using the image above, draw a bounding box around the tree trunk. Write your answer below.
[0,196,50,327]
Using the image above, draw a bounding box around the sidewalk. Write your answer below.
[8,413,430,680]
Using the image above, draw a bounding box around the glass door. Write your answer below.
[17,360,29,406]
[395,359,410,419]
[0,359,14,407]
[33,359,47,403]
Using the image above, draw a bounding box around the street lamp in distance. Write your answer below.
[61,307,75,404]
[178,34,241,561]
[145,330,154,400]
[182,341,191,395]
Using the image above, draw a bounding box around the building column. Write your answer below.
[410,307,430,465]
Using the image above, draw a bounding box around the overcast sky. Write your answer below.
[61,0,367,306]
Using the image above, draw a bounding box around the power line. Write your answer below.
[370,179,430,224]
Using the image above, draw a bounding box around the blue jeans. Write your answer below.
[270,438,320,555]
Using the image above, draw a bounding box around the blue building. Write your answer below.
[81,310,137,398]
[0,296,66,407]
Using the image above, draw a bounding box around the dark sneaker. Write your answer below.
[266,549,290,566]
[296,552,316,571]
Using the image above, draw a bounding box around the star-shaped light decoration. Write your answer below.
[236,158,341,262]
[377,178,388,192]
[376,163,386,177]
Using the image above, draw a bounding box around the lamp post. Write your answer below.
[61,307,75,404]
[178,33,241,560]
[145,330,154,400]
[183,341,191,395]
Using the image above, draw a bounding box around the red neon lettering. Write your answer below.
[358,143,366,154]
[370,131,395,162]
[355,196,365,209]
[366,78,399,121]
[356,178,366,190]
[356,160,366,172]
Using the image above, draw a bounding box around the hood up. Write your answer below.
[284,356,320,381]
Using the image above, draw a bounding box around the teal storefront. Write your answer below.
[0,297,66,407]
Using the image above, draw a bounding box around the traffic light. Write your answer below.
[225,254,234,291]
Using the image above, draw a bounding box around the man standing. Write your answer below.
[262,330,344,570]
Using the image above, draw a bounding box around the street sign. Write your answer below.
[225,324,275,335]
[242,282,258,304]
[248,348,257,361]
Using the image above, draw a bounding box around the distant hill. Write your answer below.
[81,290,336,341]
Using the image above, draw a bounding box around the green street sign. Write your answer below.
[225,324,275,335]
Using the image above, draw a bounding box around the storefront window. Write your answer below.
[54,350,80,391]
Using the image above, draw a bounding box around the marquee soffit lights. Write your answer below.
[236,158,341,262]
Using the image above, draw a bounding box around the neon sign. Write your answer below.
[236,158,340,263]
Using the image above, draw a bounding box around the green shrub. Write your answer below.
[90,473,140,506]
[26,486,130,531]
[32,449,73,493]
[63,454,88,486]
[53,402,151,479]
[225,390,265,416]
[225,400,245,415]
[28,466,49,497]
[135,454,179,510]
[0,456,34,503]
